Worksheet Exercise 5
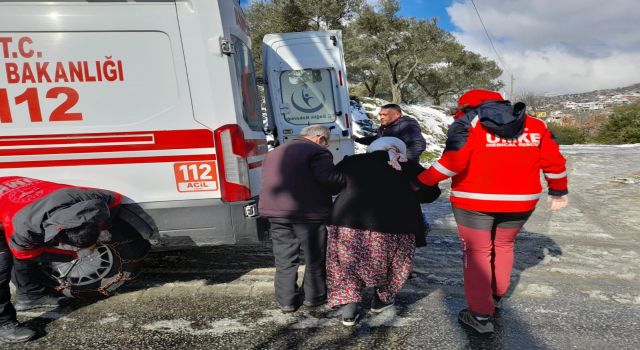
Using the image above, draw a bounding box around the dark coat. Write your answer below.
[328,151,440,236]
[0,176,121,260]
[356,116,427,162]
[259,138,345,221]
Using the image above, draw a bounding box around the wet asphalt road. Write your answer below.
[6,144,640,350]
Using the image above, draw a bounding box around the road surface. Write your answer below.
[7,144,640,349]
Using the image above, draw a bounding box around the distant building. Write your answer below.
[535,111,548,118]
[563,101,604,110]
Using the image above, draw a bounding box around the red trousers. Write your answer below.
[452,206,532,316]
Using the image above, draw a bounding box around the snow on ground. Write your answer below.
[262,94,453,158]
[348,100,373,154]
[401,104,452,154]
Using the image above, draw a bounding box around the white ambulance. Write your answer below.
[0,0,267,248]
[262,31,354,162]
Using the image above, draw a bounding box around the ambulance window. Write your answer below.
[280,69,337,125]
[232,37,263,131]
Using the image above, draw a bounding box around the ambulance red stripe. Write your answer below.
[245,139,268,157]
[247,160,262,169]
[0,135,154,147]
[0,154,216,169]
[0,129,215,156]
[0,130,268,168]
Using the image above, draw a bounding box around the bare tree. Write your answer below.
[514,90,543,115]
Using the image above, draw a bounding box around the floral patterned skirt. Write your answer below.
[326,225,415,308]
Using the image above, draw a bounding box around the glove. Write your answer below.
[76,247,95,259]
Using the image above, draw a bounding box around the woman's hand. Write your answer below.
[547,195,568,211]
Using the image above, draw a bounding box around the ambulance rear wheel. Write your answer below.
[42,221,150,298]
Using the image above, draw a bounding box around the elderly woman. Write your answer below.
[326,137,440,326]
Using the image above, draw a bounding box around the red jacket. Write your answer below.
[418,100,568,212]
[0,176,121,259]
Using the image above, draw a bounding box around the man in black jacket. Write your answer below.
[259,125,345,313]
[354,104,426,162]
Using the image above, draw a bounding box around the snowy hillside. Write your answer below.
[350,97,453,162]
[262,93,453,162]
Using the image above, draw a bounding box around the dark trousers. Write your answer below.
[0,239,16,325]
[11,259,46,300]
[269,218,327,307]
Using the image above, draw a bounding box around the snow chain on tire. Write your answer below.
[64,238,149,297]
[40,223,151,298]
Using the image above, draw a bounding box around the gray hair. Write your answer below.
[300,124,330,139]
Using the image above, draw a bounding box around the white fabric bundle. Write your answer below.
[367,137,408,171]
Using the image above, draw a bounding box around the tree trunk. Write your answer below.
[364,78,378,97]
[391,84,402,104]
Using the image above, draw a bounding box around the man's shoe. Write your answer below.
[458,309,494,334]
[493,296,503,310]
[303,299,327,308]
[279,304,298,314]
[15,295,70,311]
[370,295,394,313]
[0,322,36,343]
[341,303,359,326]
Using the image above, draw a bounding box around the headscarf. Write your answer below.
[367,137,408,171]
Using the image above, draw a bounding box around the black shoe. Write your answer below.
[341,303,359,326]
[303,299,327,308]
[15,295,70,311]
[0,322,36,343]
[279,303,299,314]
[370,294,394,313]
[493,296,503,310]
[458,309,494,334]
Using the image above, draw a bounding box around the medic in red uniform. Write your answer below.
[417,90,569,334]
[0,176,121,343]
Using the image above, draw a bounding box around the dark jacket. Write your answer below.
[0,176,121,260]
[328,151,440,235]
[356,116,427,162]
[259,137,345,221]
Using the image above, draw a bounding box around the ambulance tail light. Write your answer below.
[214,124,251,202]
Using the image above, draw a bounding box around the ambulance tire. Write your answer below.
[39,220,151,299]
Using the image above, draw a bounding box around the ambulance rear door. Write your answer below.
[262,31,354,162]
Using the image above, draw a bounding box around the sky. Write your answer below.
[241,0,640,96]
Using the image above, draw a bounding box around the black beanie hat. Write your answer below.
[43,199,110,247]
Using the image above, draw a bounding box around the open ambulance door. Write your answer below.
[262,31,354,162]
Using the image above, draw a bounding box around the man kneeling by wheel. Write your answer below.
[0,176,121,343]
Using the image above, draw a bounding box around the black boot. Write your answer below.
[341,303,359,326]
[0,322,36,343]
[15,295,70,311]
